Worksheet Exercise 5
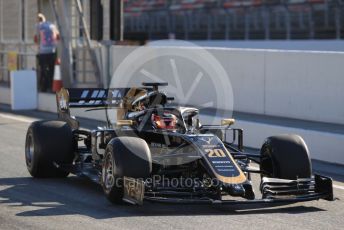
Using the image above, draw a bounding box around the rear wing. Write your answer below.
[56,88,132,110]
[56,88,144,128]
[56,83,168,128]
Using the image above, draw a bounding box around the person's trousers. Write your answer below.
[37,53,56,92]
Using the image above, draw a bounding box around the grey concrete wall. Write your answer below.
[109,46,344,125]
[191,40,344,52]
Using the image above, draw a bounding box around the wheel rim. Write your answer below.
[25,134,34,168]
[103,152,115,190]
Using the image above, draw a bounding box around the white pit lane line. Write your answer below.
[1,112,344,191]
[0,112,37,123]
[333,184,344,190]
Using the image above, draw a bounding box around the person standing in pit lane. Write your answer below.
[34,13,60,92]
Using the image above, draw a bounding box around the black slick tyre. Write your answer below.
[25,120,74,178]
[260,134,312,180]
[102,137,152,204]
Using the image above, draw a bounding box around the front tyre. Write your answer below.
[260,134,312,180]
[102,137,152,204]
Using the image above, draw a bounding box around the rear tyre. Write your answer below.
[102,137,152,204]
[25,120,75,178]
[260,134,312,180]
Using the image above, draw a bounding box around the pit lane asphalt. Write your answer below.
[0,107,343,230]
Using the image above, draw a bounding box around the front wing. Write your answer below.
[142,174,333,205]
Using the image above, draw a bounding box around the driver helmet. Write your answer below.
[151,112,177,130]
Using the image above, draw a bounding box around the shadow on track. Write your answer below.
[0,176,326,219]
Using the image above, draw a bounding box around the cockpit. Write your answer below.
[117,83,200,133]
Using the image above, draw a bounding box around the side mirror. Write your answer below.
[195,118,201,129]
[116,120,134,126]
[221,118,235,126]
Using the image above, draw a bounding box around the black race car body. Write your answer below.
[25,82,333,205]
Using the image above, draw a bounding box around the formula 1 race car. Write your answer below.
[25,82,333,205]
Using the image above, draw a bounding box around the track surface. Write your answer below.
[0,109,343,230]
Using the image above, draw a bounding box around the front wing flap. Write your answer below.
[260,174,333,201]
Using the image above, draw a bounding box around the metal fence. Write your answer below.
[0,43,37,86]
[124,1,344,40]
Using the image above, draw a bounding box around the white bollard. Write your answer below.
[10,70,38,110]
